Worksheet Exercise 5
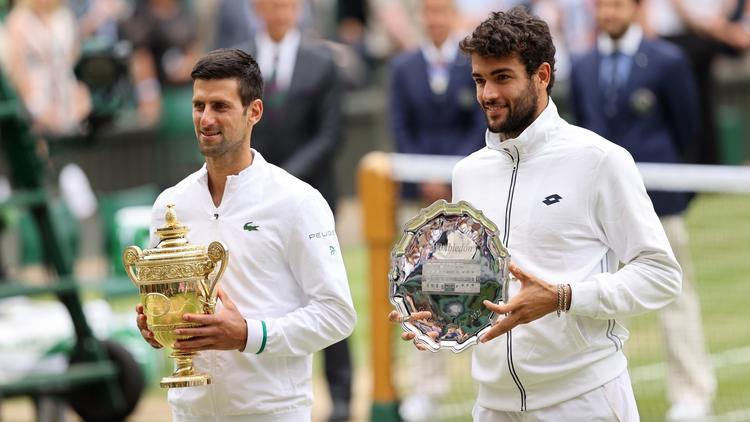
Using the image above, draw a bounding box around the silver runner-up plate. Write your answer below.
[389,200,510,353]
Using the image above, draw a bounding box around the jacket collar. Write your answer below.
[485,98,560,159]
[597,24,643,56]
[255,30,301,90]
[420,35,460,66]
[197,148,268,188]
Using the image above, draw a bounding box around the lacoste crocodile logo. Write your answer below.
[243,222,260,232]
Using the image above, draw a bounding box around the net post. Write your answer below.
[358,152,400,421]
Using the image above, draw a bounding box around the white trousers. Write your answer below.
[472,370,639,422]
[659,215,716,404]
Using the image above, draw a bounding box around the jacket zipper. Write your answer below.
[502,146,527,411]
[208,215,220,416]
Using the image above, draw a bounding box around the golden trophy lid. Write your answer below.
[144,204,206,263]
[156,204,189,240]
[123,204,229,288]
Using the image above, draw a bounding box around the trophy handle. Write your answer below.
[205,241,229,305]
[122,246,143,287]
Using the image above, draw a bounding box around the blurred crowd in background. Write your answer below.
[0,0,747,170]
[0,0,748,168]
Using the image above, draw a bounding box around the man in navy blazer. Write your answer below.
[569,0,715,420]
[389,0,486,203]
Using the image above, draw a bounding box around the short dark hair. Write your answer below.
[459,7,556,94]
[191,48,263,107]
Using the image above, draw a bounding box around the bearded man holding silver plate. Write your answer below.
[389,7,682,421]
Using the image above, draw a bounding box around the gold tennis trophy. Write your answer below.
[123,204,229,388]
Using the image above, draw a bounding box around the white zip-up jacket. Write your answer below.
[149,150,356,421]
[453,100,681,411]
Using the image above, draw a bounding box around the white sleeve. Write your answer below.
[250,192,356,356]
[569,146,682,318]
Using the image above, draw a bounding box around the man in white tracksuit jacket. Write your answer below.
[395,7,681,421]
[136,48,356,422]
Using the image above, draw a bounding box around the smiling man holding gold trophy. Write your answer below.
[129,48,355,422]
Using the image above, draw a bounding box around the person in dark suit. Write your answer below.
[389,0,486,204]
[237,1,351,420]
[569,0,716,420]
[239,0,344,213]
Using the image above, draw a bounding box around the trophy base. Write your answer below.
[160,373,211,389]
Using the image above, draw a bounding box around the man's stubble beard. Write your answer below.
[486,79,539,139]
